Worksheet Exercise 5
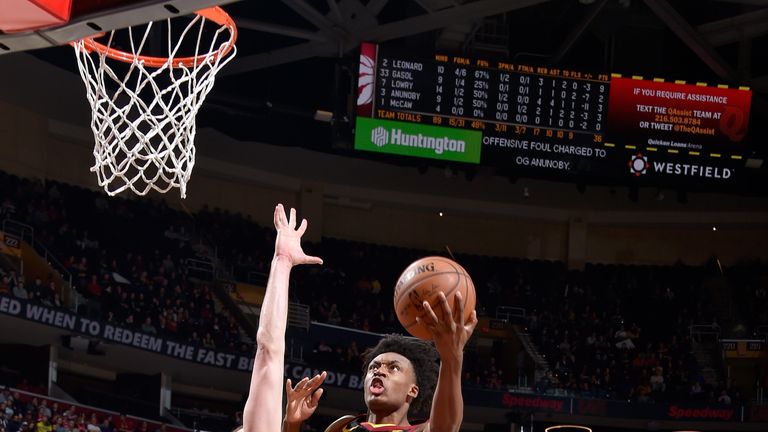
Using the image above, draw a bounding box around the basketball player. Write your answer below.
[284,291,478,432]
[241,204,323,432]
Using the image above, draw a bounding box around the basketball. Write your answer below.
[394,256,476,340]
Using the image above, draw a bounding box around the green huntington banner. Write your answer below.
[355,117,482,164]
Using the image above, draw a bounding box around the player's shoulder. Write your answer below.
[325,415,430,432]
[324,415,357,432]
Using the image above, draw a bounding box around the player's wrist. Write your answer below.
[282,417,302,432]
[273,254,295,267]
[437,350,463,367]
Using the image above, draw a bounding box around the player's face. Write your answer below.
[364,352,419,412]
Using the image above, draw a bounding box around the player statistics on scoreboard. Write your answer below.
[353,42,753,184]
[355,42,610,171]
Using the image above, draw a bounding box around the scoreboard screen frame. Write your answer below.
[353,42,754,187]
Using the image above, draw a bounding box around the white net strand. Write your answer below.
[72,13,236,198]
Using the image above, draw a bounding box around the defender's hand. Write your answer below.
[284,372,327,425]
[273,204,323,267]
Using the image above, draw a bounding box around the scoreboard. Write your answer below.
[376,57,608,135]
[354,42,753,184]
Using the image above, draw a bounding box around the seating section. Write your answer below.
[0,386,186,432]
[0,173,247,355]
[1,170,762,430]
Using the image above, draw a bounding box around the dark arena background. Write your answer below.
[1,0,768,431]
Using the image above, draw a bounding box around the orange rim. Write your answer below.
[77,6,237,68]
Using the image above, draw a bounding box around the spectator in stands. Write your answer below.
[4,400,15,419]
[98,416,113,432]
[614,326,635,350]
[85,414,100,432]
[38,281,54,307]
[141,318,157,335]
[635,380,653,403]
[690,380,703,399]
[486,373,503,390]
[4,271,18,291]
[346,341,361,371]
[52,417,66,432]
[0,196,16,217]
[24,399,37,418]
[35,415,52,432]
[0,271,7,293]
[38,401,51,419]
[7,414,22,432]
[327,304,341,326]
[28,279,43,303]
[116,415,132,432]
[315,341,332,355]
[201,333,216,349]
[717,389,732,405]
[650,366,665,393]
[86,275,102,297]
[59,406,74,422]
[12,282,27,301]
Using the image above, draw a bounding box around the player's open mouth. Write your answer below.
[370,378,385,395]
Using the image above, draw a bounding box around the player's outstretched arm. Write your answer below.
[243,204,323,432]
[418,292,478,432]
[283,372,327,432]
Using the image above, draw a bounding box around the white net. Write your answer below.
[72,11,236,198]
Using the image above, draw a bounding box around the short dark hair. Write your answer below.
[361,334,439,415]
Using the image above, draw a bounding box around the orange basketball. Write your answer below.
[394,256,476,340]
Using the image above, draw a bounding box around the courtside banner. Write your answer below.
[0,294,254,372]
[0,294,376,390]
[355,117,482,163]
[0,293,365,387]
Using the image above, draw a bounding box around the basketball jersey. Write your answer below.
[340,415,427,432]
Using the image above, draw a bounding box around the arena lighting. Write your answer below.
[745,158,763,169]
[313,109,334,123]
[544,426,592,432]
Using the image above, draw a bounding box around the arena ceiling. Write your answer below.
[201,0,768,153]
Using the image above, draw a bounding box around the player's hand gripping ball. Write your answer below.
[394,256,476,340]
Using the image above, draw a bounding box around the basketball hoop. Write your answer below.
[72,6,237,198]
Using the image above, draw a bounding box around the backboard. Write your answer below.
[0,0,237,55]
